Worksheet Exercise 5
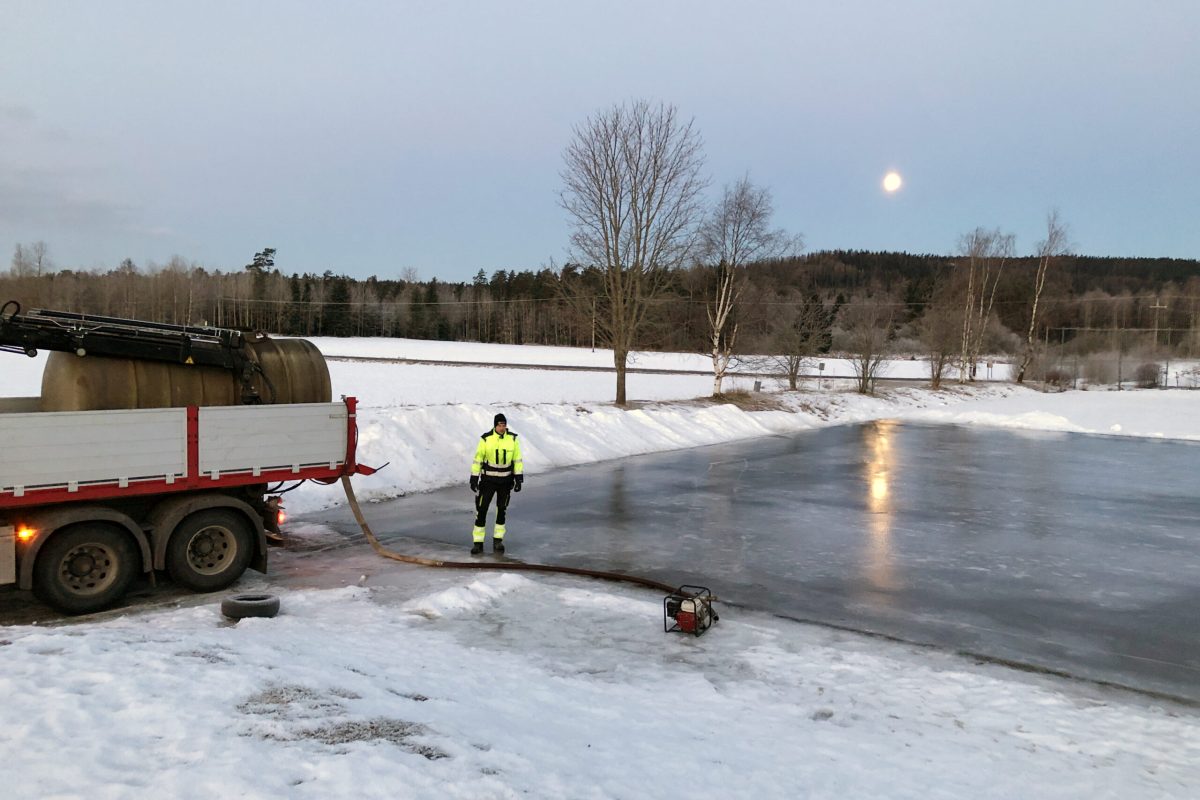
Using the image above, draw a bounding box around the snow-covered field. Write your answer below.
[310,336,962,377]
[3,340,1199,798]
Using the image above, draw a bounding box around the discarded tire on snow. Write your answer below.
[221,593,281,620]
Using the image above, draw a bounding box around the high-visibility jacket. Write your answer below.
[472,429,523,481]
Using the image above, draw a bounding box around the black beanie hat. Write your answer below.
[494,413,507,426]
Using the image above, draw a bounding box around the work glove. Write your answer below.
[470,475,479,493]
[513,475,523,492]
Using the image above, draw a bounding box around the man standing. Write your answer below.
[469,412,524,554]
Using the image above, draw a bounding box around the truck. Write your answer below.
[0,301,372,614]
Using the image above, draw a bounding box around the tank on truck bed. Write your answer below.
[0,300,371,614]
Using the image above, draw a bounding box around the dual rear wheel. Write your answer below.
[165,509,255,593]
[33,508,256,615]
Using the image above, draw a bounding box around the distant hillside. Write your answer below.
[779,250,1200,296]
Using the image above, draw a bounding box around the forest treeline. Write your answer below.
[3,247,1200,357]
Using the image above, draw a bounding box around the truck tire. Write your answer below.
[221,593,280,620]
[166,509,255,593]
[32,524,140,615]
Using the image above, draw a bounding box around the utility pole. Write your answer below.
[1151,298,1167,348]
[1114,324,1123,390]
[1151,298,1168,388]
[1060,326,1066,382]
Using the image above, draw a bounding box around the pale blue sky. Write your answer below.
[2,1,1197,281]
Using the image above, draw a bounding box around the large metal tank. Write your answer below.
[39,337,332,411]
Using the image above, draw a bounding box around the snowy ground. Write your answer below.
[3,340,1199,798]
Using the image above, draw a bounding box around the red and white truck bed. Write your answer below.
[1,399,358,509]
[1,397,367,605]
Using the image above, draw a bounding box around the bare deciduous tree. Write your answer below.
[1016,210,1069,383]
[164,256,195,324]
[764,291,834,389]
[560,100,707,405]
[34,242,50,276]
[840,296,895,394]
[916,287,960,389]
[117,257,138,318]
[957,227,1014,382]
[699,176,799,395]
[9,242,49,279]
[10,244,31,276]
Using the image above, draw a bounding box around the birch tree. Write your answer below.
[957,227,1014,382]
[1015,210,1069,383]
[699,176,798,395]
[560,100,707,405]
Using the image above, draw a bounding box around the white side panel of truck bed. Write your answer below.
[198,403,347,475]
[0,408,186,492]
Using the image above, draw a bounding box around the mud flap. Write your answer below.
[1,525,14,587]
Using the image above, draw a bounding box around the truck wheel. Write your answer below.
[33,524,139,615]
[166,509,255,593]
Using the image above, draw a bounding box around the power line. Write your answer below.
[219,295,577,307]
[1047,326,1195,333]
[219,293,1200,309]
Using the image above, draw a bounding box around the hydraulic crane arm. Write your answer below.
[0,300,268,403]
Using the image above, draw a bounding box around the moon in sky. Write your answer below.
[882,171,903,193]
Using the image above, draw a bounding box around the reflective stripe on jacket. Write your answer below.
[471,429,523,479]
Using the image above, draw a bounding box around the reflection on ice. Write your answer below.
[862,421,897,594]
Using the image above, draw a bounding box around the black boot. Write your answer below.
[493,539,505,554]
[470,542,483,555]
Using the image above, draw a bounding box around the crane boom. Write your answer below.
[0,300,265,403]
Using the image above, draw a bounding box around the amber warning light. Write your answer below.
[16,527,36,542]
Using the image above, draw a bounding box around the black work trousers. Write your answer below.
[474,480,512,528]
